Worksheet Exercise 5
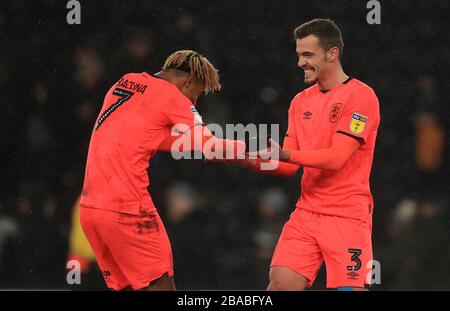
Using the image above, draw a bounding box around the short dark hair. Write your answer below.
[294,18,344,58]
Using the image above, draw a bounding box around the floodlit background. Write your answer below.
[0,0,449,290]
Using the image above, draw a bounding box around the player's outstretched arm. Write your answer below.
[207,134,301,177]
[159,124,300,176]
[220,157,300,177]
[253,133,360,170]
[158,124,247,159]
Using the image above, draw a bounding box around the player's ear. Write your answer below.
[178,74,190,91]
[327,47,339,62]
[183,75,195,89]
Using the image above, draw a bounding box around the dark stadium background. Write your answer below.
[0,0,449,290]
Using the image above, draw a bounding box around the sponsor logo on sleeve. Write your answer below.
[190,106,203,124]
[350,113,368,134]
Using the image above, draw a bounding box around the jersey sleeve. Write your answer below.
[335,87,380,143]
[160,93,205,133]
[284,98,300,150]
[156,91,216,153]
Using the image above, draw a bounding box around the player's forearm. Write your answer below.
[158,125,246,159]
[202,137,246,159]
[279,132,361,170]
[236,158,299,177]
[285,148,348,170]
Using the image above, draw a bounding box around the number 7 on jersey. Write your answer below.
[95,88,134,130]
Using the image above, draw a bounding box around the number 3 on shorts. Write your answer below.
[347,248,362,271]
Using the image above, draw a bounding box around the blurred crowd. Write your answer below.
[0,0,449,289]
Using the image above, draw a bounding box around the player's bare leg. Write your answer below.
[141,273,176,291]
[351,287,369,291]
[267,266,308,291]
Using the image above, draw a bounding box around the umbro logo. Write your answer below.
[303,111,313,119]
[347,271,359,279]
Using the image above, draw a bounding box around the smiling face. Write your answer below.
[296,34,332,85]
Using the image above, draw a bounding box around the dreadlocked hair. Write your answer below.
[162,50,221,93]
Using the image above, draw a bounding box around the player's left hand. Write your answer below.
[247,138,290,162]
